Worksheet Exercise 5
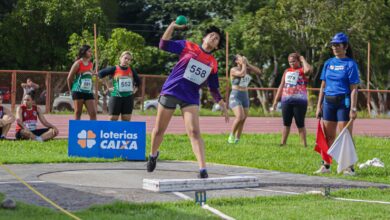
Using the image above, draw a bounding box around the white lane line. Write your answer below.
[172,192,236,220]
[333,197,390,205]
[0,180,45,185]
[172,192,192,201]
[227,172,281,176]
[249,188,390,205]
[202,204,236,220]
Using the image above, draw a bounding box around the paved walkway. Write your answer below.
[1,162,388,211]
[5,114,390,138]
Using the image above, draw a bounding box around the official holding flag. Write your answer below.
[314,32,360,175]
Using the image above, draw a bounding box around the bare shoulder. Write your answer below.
[70,60,80,70]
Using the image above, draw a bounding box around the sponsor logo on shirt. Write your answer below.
[329,65,344,71]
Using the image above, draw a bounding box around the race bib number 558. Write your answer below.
[183,58,212,85]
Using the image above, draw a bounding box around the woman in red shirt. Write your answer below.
[271,53,312,147]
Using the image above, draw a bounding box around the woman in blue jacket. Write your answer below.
[314,32,360,175]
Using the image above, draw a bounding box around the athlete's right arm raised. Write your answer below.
[67,61,80,92]
[230,57,247,78]
[159,22,187,54]
[161,22,186,41]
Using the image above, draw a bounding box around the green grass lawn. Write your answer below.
[1,134,390,219]
[1,188,390,220]
[208,188,390,220]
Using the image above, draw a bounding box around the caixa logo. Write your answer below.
[99,130,138,150]
[77,130,138,150]
[77,130,96,149]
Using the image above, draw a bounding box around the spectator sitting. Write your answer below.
[0,93,15,140]
[15,92,59,141]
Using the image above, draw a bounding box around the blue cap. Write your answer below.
[330,32,349,44]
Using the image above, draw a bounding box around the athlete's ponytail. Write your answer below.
[344,43,354,59]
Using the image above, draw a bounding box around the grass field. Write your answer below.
[1,134,389,219]
[1,189,390,220]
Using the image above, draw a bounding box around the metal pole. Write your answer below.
[11,71,16,112]
[45,72,51,113]
[367,42,371,116]
[140,77,146,111]
[93,24,99,110]
[225,32,229,105]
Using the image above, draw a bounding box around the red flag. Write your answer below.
[314,120,332,164]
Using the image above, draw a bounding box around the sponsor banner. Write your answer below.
[68,120,146,160]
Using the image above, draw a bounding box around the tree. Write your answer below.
[224,0,390,112]
[0,0,106,70]
[68,28,171,74]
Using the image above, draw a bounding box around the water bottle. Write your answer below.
[345,95,350,108]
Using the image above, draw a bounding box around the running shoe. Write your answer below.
[197,169,209,179]
[227,134,235,144]
[343,168,356,176]
[313,165,330,174]
[146,151,159,172]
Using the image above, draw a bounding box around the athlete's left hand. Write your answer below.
[350,110,357,120]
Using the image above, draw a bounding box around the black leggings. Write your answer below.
[281,103,307,128]
[108,95,134,115]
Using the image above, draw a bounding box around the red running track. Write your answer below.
[5,114,390,139]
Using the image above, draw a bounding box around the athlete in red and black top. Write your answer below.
[0,93,15,139]
[16,92,59,141]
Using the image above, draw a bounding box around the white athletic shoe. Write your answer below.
[343,168,356,176]
[313,165,330,174]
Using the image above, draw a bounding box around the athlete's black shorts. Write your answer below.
[109,95,134,115]
[72,92,94,101]
[158,95,196,109]
[281,102,307,128]
[15,128,50,140]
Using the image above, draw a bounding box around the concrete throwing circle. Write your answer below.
[2,162,389,211]
[38,169,226,189]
